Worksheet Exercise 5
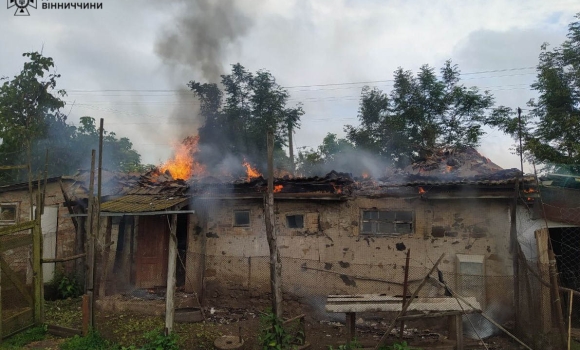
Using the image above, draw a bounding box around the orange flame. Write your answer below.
[160,136,205,180]
[242,159,261,182]
[419,187,426,194]
[332,184,342,194]
[274,185,283,193]
[362,172,370,179]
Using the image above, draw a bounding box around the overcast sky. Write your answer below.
[2,0,580,173]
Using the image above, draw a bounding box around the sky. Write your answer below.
[1,0,580,173]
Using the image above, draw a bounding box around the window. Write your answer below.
[0,204,17,224]
[457,254,485,308]
[361,210,413,235]
[233,210,250,226]
[286,215,304,229]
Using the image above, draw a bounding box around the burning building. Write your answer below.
[75,146,542,325]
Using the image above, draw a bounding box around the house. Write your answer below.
[0,177,77,283]
[95,148,539,323]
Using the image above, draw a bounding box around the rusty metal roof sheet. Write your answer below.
[100,194,189,213]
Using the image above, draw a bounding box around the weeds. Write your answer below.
[60,330,113,350]
[258,309,304,350]
[0,325,47,349]
[141,329,179,350]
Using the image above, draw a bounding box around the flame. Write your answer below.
[160,136,205,180]
[242,159,261,181]
[274,185,283,193]
[523,188,537,193]
[362,172,370,179]
[419,187,426,194]
[332,184,342,194]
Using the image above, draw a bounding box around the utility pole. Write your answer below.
[264,130,282,319]
[288,123,295,176]
[517,107,524,174]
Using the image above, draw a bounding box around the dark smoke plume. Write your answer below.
[155,0,254,83]
[154,0,255,149]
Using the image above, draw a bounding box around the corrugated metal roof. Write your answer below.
[100,194,189,213]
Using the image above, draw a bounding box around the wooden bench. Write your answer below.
[326,294,482,350]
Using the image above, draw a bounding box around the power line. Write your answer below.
[63,66,536,94]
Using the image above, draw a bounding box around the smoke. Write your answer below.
[155,0,253,83]
[298,148,392,178]
[154,0,256,160]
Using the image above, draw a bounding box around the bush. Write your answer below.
[48,269,82,300]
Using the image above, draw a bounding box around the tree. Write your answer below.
[346,61,494,167]
[489,14,580,174]
[296,133,355,176]
[189,64,304,172]
[0,52,144,185]
[0,52,68,184]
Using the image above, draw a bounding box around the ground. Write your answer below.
[29,295,526,349]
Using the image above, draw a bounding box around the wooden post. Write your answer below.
[93,118,103,308]
[264,130,283,319]
[374,253,445,350]
[86,150,96,329]
[98,217,113,297]
[346,312,356,345]
[33,192,43,323]
[165,213,178,334]
[548,247,567,346]
[535,228,552,333]
[399,249,410,341]
[511,179,520,333]
[568,290,573,350]
[82,294,90,336]
[288,123,294,176]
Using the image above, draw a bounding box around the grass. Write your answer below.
[1,299,223,349]
[0,325,47,349]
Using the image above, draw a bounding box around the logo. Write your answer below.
[7,0,37,16]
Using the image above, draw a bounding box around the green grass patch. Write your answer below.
[0,325,47,349]
[60,330,115,350]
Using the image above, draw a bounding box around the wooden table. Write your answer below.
[325,294,482,350]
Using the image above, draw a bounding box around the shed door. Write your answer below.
[135,216,169,288]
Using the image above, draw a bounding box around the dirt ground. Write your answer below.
[43,294,525,349]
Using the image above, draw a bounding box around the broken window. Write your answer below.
[286,215,304,229]
[233,210,250,227]
[361,210,413,235]
[0,204,17,224]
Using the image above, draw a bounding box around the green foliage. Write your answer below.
[258,310,304,350]
[489,13,580,174]
[327,339,362,350]
[0,325,47,349]
[189,63,304,173]
[140,329,179,350]
[327,340,421,350]
[383,341,421,350]
[345,61,493,167]
[296,133,355,175]
[48,269,82,299]
[0,52,144,185]
[60,330,114,350]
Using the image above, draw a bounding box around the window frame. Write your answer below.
[233,210,251,227]
[0,203,18,225]
[360,209,414,236]
[286,214,304,229]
